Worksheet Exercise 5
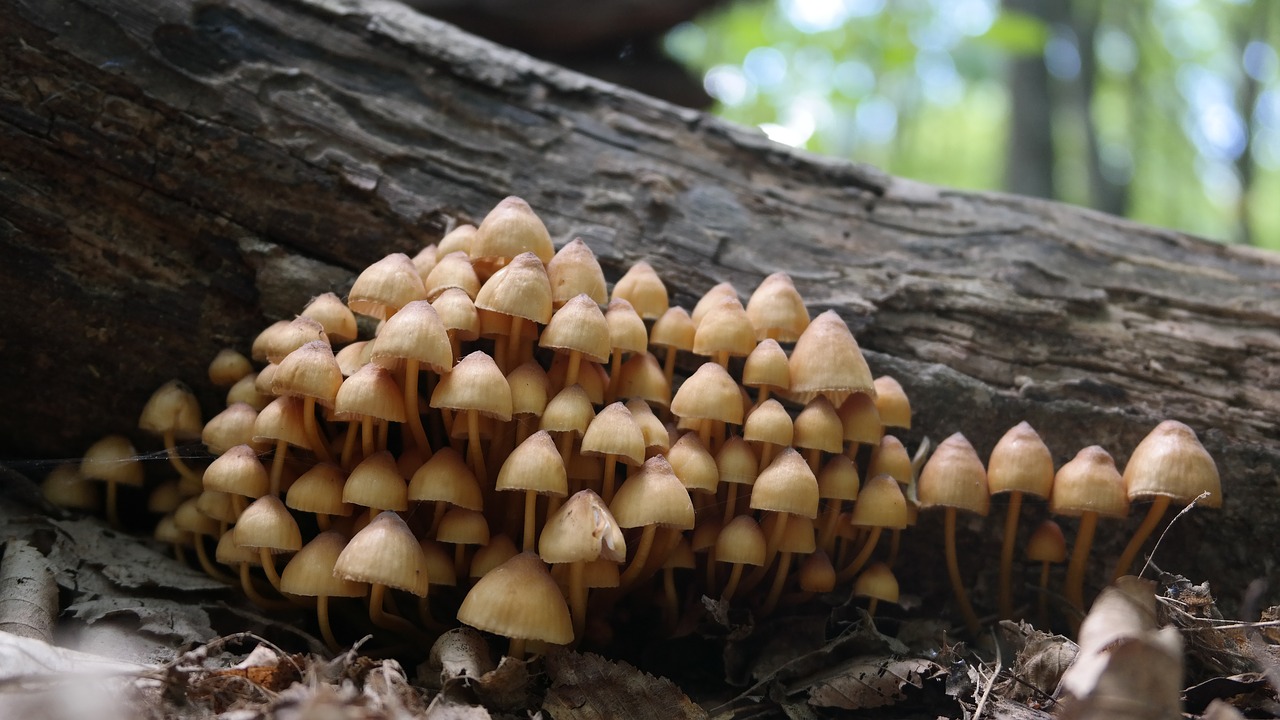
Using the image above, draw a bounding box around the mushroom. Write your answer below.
[333,511,430,638]
[495,430,567,551]
[853,562,899,619]
[871,376,911,431]
[815,455,860,553]
[546,238,608,308]
[407,447,484,535]
[603,298,648,402]
[333,363,406,469]
[760,514,816,615]
[431,351,512,484]
[202,402,268,457]
[987,421,1055,619]
[793,396,843,473]
[208,349,254,388]
[540,294,610,390]
[1025,520,1067,628]
[271,341,344,464]
[81,434,145,528]
[233,495,302,592]
[138,380,204,489]
[714,515,766,601]
[787,310,875,407]
[369,299,453,457]
[917,432,989,637]
[649,306,695,390]
[300,292,359,345]
[1049,446,1128,626]
[539,489,626,641]
[716,435,759,525]
[286,462,351,530]
[280,531,367,651]
[745,272,809,342]
[835,473,907,582]
[42,463,99,512]
[742,339,791,405]
[579,402,645,505]
[342,450,408,525]
[469,196,555,280]
[202,444,269,517]
[692,295,755,369]
[670,362,743,453]
[611,261,669,322]
[423,251,481,302]
[609,456,695,589]
[457,552,572,659]
[347,253,427,320]
[742,398,793,471]
[474,252,553,372]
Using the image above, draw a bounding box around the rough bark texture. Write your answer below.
[1,0,1277,608]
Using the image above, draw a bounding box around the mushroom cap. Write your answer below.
[457,552,573,646]
[371,300,453,373]
[817,454,861,502]
[203,444,269,499]
[475,252,554,325]
[788,311,875,405]
[714,515,767,566]
[203,403,268,456]
[547,238,608,307]
[419,539,458,587]
[664,538,696,570]
[333,342,368,378]
[301,292,359,345]
[253,396,312,447]
[197,490,239,524]
[413,244,439,281]
[497,431,568,496]
[745,272,810,342]
[1123,420,1221,508]
[334,511,430,596]
[139,380,203,439]
[348,253,427,320]
[147,480,184,515]
[716,436,759,486]
[208,348,254,388]
[286,462,352,516]
[849,474,909,529]
[917,432,989,516]
[173,497,220,537]
[438,224,476,257]
[580,402,645,466]
[872,376,912,430]
[234,495,302,553]
[867,435,914,486]
[798,550,837,593]
[690,282,739,327]
[691,518,721,553]
[837,392,883,445]
[334,363,407,423]
[665,432,719,495]
[424,251,482,301]
[273,341,343,406]
[1026,520,1067,563]
[987,421,1055,498]
[540,384,595,436]
[215,529,259,566]
[470,535,520,579]
[853,562,899,603]
[649,306,696,351]
[611,261,669,320]
[343,451,408,511]
[616,352,671,408]
[767,513,817,554]
[793,396,844,454]
[437,508,491,546]
[226,373,269,411]
[742,339,791,392]
[43,464,99,511]
[608,456,695,530]
[539,294,611,363]
[153,513,191,546]
[605,298,648,355]
[431,351,512,421]
[432,287,481,342]
[507,361,550,419]
[671,362,744,424]
[692,296,756,360]
[1050,446,1128,519]
[625,399,670,455]
[549,354,607,404]
[750,448,820,518]
[81,434,145,487]
[470,196,555,270]
[262,317,330,365]
[539,489,627,564]
[743,399,794,447]
[251,320,292,363]
[408,447,483,510]
[281,532,367,598]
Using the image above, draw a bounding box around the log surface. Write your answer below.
[1,0,1277,602]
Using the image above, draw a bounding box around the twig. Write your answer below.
[1137,492,1209,579]
[972,630,1002,720]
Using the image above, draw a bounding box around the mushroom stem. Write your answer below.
[739,513,790,596]
[317,595,341,652]
[194,537,236,584]
[565,351,582,388]
[619,525,658,589]
[507,317,524,374]
[465,410,487,483]
[402,360,432,460]
[887,529,902,569]
[508,637,527,660]
[239,563,292,610]
[163,428,204,488]
[757,387,771,405]
[760,551,794,616]
[521,489,538,552]
[105,481,121,529]
[817,502,843,554]
[1111,495,1171,582]
[361,416,375,459]
[943,508,982,636]
[866,597,879,619]
[340,422,359,470]
[1064,511,1098,626]
[606,350,623,402]
[661,347,678,389]
[257,548,284,591]
[269,438,289,496]
[300,397,333,464]
[721,485,738,525]
[998,490,1023,619]
[720,563,745,601]
[600,455,618,506]
[569,560,587,644]
[661,566,679,633]
[836,527,882,583]
[1036,561,1052,629]
[368,583,424,638]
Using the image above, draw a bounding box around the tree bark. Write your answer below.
[2,0,1277,607]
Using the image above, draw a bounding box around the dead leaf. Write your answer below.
[995,620,1078,703]
[48,518,226,593]
[0,539,58,643]
[66,596,214,646]
[544,649,707,720]
[471,655,530,712]
[806,656,945,710]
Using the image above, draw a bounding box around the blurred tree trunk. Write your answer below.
[2,0,1279,609]
[1003,0,1058,199]
[1074,0,1129,217]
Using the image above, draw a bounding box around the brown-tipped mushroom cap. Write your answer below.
[208,349,254,388]
[715,516,767,566]
[867,435,914,486]
[286,463,352,516]
[872,376,912,430]
[750,448,820,518]
[539,489,627,564]
[432,287,481,341]
[431,351,513,421]
[745,272,810,342]
[616,353,671,407]
[253,396,311,448]
[437,508,491,547]
[470,197,555,271]
[692,296,756,360]
[690,282,739,327]
[611,261,669,320]
[470,535,520,579]
[348,253,427,320]
[438,224,476,257]
[424,251,482,301]
[301,292,359,345]
[407,447,483,510]
[508,361,550,419]
[547,238,608,306]
[743,399,795,447]
[1026,520,1067,563]
[626,399,669,455]
[457,552,573,646]
[849,474,909,529]
[371,300,453,373]
[43,464,100,511]
[605,298,648,356]
[1050,446,1128,518]
[281,532,366,598]
[788,311,875,405]
[475,252,554,325]
[666,432,719,495]
[853,562,899,603]
[1123,420,1221,507]
[203,445,269,499]
[817,454,861,503]
[343,451,408,512]
[234,495,303,552]
[742,339,791,394]
[539,294,611,363]
[608,456,696,530]
[139,380,203,440]
[497,431,568,496]
[793,396,844,455]
[670,362,744,425]
[838,392,883,445]
[716,436,759,487]
[335,364,406,423]
[334,511,430,596]
[273,341,343,406]
[649,306,696,352]
[580,403,645,466]
[203,403,268,456]
[82,435,145,488]
[917,433,989,516]
[987,421,1055,498]
[540,385,596,437]
[798,550,837,593]
[261,317,330,365]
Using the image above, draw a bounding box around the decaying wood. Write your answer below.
[1,0,1277,606]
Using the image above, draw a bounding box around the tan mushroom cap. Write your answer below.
[649,306,696,351]
[849,474,909,529]
[437,508,491,547]
[716,436,759,486]
[203,403,268,456]
[715,516,767,566]
[81,434,145,488]
[608,456,696,530]
[605,298,649,355]
[742,339,791,394]
[745,272,810,342]
[334,511,430,596]
[475,252,554,325]
[611,261,669,320]
[750,448,820,518]
[917,432,989,515]
[788,310,875,405]
[743,399,794,447]
[626,399,670,454]
[457,552,573,646]
[234,495,303,552]
[547,238,608,306]
[273,340,343,406]
[497,431,568,496]
[432,287,481,341]
[197,489,239,524]
[203,445,269,499]
[371,300,453,373]
[438,224,476,257]
[798,550,837,593]
[508,361,550,419]
[348,253,426,320]
[1123,420,1221,508]
[664,538,696,570]
[1026,520,1067,563]
[793,396,844,454]
[335,363,407,423]
[253,396,311,448]
[872,376,912,430]
[470,535,520,579]
[541,384,596,437]
[216,529,259,566]
[853,562,899,603]
[208,348,254,388]
[671,362,744,425]
[817,454,861,502]
[139,380,203,440]
[987,421,1055,498]
[286,463,352,516]
[281,532,366,598]
[665,432,719,495]
[251,320,291,363]
[173,497,220,537]
[580,402,645,466]
[548,354,607,404]
[343,451,408,512]
[262,317,330,365]
[43,464,99,511]
[692,296,756,360]
[767,513,817,554]
[408,447,483,509]
[616,353,671,407]
[690,282,739,327]
[539,294,611,363]
[226,373,269,411]
[431,351,513,421]
[301,292,358,345]
[470,196,555,270]
[867,435,914,486]
[539,489,627,564]
[153,514,191,546]
[412,243,440,282]
[420,539,458,587]
[1050,446,1128,519]
[838,392,883,445]
[424,251,482,301]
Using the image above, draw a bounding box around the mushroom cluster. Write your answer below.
[47,196,1222,655]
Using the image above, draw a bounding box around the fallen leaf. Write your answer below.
[544,649,707,720]
[806,656,945,710]
[66,596,214,646]
[995,620,1078,703]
